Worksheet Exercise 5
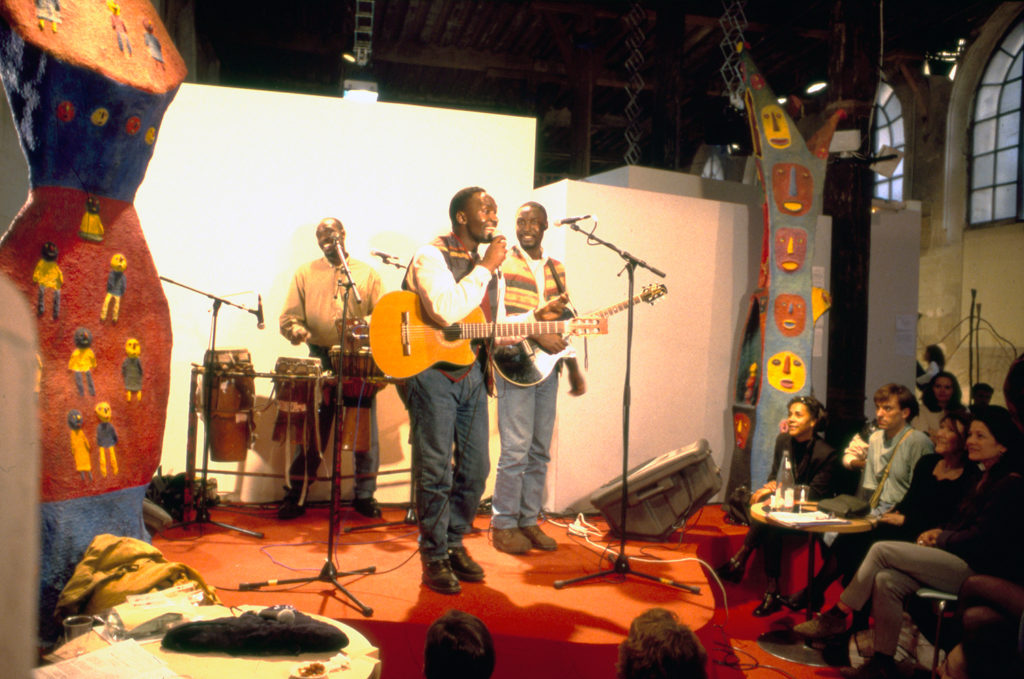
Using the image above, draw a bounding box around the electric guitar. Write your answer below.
[492,283,668,387]
[368,290,609,379]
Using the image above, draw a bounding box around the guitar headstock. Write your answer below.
[640,283,668,304]
[568,316,609,336]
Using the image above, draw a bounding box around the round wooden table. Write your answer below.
[750,500,874,667]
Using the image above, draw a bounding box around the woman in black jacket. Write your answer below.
[715,395,841,616]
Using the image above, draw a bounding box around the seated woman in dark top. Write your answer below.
[715,395,840,617]
[783,410,980,612]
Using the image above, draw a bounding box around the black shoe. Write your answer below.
[422,559,461,594]
[447,546,485,582]
[277,496,305,519]
[715,557,746,584]
[780,588,825,612]
[352,497,382,518]
[753,591,783,617]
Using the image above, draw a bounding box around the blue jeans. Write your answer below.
[406,363,490,562]
[493,371,558,530]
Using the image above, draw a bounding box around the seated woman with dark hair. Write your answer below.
[784,410,981,612]
[424,610,494,679]
[617,607,708,679]
[914,371,966,437]
[715,395,841,616]
[795,406,1024,679]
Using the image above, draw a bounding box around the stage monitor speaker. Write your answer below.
[589,439,722,541]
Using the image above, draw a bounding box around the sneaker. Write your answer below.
[352,497,382,518]
[277,496,305,520]
[492,527,531,555]
[447,547,485,582]
[793,609,850,640]
[422,559,461,594]
[520,525,557,551]
[839,654,899,679]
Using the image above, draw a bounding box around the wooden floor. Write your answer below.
[152,500,853,678]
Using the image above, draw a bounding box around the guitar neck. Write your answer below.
[456,319,575,339]
[588,294,646,319]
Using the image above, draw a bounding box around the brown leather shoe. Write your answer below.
[493,527,531,554]
[520,525,557,551]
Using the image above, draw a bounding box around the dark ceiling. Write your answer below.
[187,1,1002,185]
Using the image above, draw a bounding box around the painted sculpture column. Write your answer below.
[731,44,840,487]
[0,1,184,642]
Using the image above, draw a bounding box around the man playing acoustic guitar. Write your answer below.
[401,187,568,594]
[491,201,586,555]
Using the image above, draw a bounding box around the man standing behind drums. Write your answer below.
[491,202,586,555]
[402,187,568,594]
[278,217,383,519]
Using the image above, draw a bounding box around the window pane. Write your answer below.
[1003,22,1024,58]
[891,178,903,202]
[971,188,993,223]
[874,180,890,201]
[996,147,1019,182]
[976,85,1000,120]
[973,153,994,188]
[996,113,1020,149]
[1011,54,1023,81]
[994,183,1017,219]
[891,123,905,147]
[876,127,892,149]
[984,50,1013,84]
[999,78,1021,114]
[974,118,997,153]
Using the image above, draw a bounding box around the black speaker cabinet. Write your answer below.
[589,439,722,541]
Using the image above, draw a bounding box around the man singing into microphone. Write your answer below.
[278,217,383,519]
[403,187,567,594]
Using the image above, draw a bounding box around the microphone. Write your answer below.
[258,605,296,623]
[554,214,592,226]
[370,249,399,263]
[255,294,265,330]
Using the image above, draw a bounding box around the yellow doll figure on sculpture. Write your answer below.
[79,195,104,242]
[94,401,119,476]
[101,253,127,323]
[67,409,92,482]
[68,327,97,396]
[31,241,62,320]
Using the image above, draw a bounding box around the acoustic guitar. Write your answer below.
[491,283,668,387]
[369,290,608,379]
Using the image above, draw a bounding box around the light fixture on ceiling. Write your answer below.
[805,81,827,95]
[342,52,357,64]
[343,78,378,103]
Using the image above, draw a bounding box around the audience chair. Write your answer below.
[916,587,959,679]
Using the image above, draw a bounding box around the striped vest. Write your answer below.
[502,246,565,314]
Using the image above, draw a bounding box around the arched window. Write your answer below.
[873,81,905,201]
[969,21,1024,225]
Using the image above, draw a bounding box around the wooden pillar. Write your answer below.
[824,0,881,443]
[569,48,595,178]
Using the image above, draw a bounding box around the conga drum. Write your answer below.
[201,348,255,462]
[330,320,387,453]
[272,357,321,447]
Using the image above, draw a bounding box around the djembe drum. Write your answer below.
[202,348,256,462]
[272,357,322,451]
[329,319,389,453]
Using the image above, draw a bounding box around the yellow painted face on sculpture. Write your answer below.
[760,104,791,149]
[110,253,127,272]
[95,401,112,422]
[766,351,805,393]
[125,338,140,357]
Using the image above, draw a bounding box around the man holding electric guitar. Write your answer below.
[390,186,572,595]
[490,201,586,555]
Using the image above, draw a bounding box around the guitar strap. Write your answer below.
[545,258,586,370]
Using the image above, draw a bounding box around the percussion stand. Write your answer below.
[547,224,695,593]
[239,254,375,617]
[159,276,264,539]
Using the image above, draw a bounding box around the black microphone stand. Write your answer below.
[159,276,264,538]
[346,251,419,534]
[238,245,375,617]
[550,222,696,594]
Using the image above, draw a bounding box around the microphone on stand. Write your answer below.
[255,294,265,330]
[554,214,592,226]
[370,249,400,263]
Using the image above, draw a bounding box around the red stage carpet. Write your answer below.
[153,502,851,678]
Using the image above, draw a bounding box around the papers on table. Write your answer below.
[33,640,177,679]
[767,510,852,528]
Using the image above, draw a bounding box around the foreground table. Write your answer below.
[750,500,873,667]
